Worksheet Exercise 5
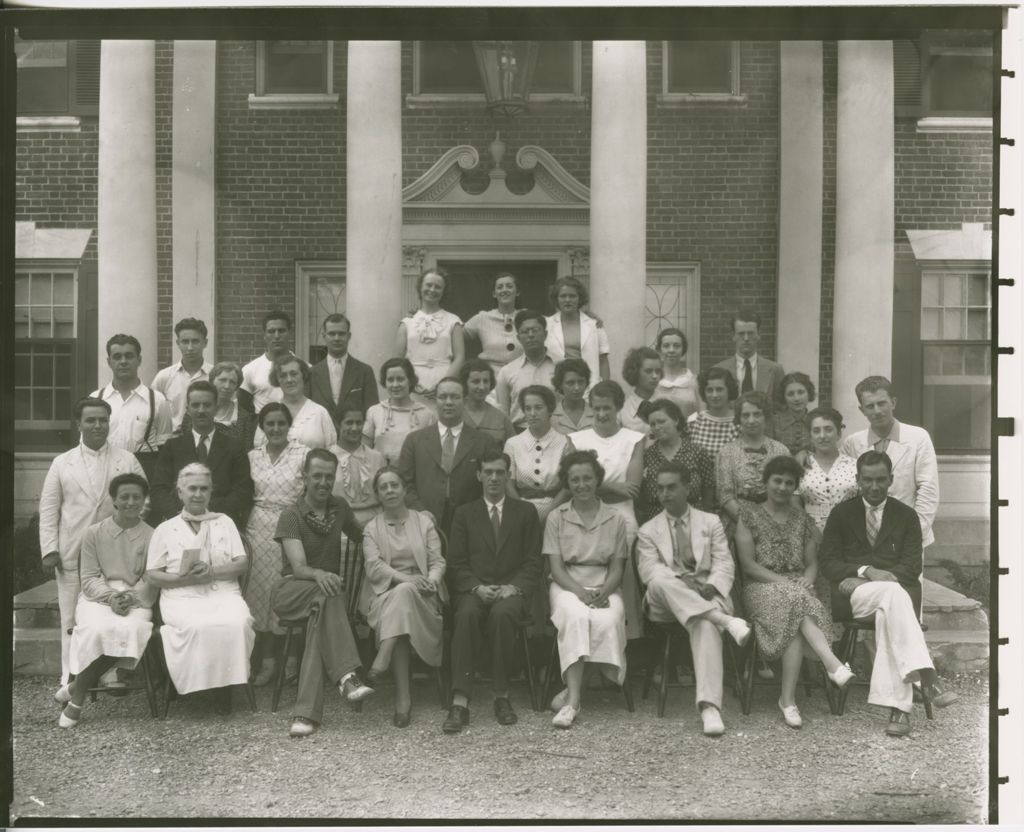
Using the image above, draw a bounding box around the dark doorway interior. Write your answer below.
[438,260,559,325]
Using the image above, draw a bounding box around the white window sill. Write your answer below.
[248,93,339,111]
[657,93,747,107]
[17,116,81,133]
[916,116,992,134]
[405,93,586,110]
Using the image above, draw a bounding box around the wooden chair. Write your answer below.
[76,626,162,719]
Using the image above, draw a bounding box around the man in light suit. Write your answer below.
[819,451,956,737]
[711,310,785,403]
[307,313,379,431]
[150,380,253,527]
[39,396,146,686]
[444,449,543,733]
[636,461,752,736]
[397,376,497,536]
[840,375,940,550]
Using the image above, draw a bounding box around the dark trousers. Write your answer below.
[272,577,362,724]
[449,591,528,701]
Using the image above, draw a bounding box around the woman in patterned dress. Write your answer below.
[253,355,337,451]
[767,371,816,458]
[363,358,438,465]
[245,402,308,686]
[462,272,524,377]
[687,367,740,458]
[797,407,860,533]
[396,267,465,402]
[460,358,515,446]
[735,455,853,728]
[653,327,702,421]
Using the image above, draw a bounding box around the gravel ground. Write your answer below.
[11,671,988,822]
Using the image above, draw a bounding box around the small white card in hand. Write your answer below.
[179,548,202,576]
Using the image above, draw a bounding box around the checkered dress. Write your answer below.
[687,410,740,458]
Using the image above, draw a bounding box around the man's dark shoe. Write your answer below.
[922,683,959,709]
[885,708,912,737]
[442,704,470,734]
[494,697,518,726]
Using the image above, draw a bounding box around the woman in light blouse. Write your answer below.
[463,272,524,377]
[328,408,387,527]
[460,358,515,446]
[396,267,465,401]
[253,355,337,450]
[551,358,594,435]
[363,358,437,465]
[504,385,573,525]
[545,276,610,390]
[56,474,156,728]
[653,327,702,421]
[620,346,664,434]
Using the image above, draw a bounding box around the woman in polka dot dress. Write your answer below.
[797,407,860,533]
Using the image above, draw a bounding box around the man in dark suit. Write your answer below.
[150,380,253,528]
[819,450,956,737]
[307,313,379,429]
[711,310,785,402]
[397,376,496,536]
[442,449,543,733]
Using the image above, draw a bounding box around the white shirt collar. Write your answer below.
[735,353,759,368]
[79,440,108,457]
[327,352,348,366]
[484,496,506,513]
[192,427,214,446]
[667,506,691,526]
[102,381,149,402]
[438,421,464,439]
[862,497,887,513]
[173,360,212,377]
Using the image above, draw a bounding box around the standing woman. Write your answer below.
[460,358,515,446]
[245,402,308,686]
[797,407,859,533]
[396,267,465,401]
[620,347,664,433]
[687,367,740,459]
[181,361,257,450]
[545,276,610,390]
[254,355,336,450]
[551,358,594,435]
[363,358,437,465]
[767,371,816,457]
[653,327,701,421]
[463,272,524,377]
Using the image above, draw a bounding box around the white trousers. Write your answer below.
[55,568,81,685]
[850,581,933,713]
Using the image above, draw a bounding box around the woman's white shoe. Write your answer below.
[552,704,579,729]
[58,703,82,728]
[53,683,73,706]
[778,700,802,728]
[828,662,855,689]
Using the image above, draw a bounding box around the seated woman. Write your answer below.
[460,358,515,446]
[619,346,664,434]
[551,358,594,435]
[767,371,816,457]
[328,408,387,528]
[653,327,701,421]
[56,473,157,728]
[544,451,630,729]
[687,367,740,459]
[145,463,254,706]
[734,455,854,728]
[363,358,437,465]
[361,468,447,728]
[254,355,337,450]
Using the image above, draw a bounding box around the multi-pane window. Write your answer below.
[414,41,580,98]
[920,269,990,451]
[15,269,78,430]
[15,34,100,116]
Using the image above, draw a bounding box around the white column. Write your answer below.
[590,41,647,384]
[97,41,157,380]
[833,41,895,430]
[346,41,403,373]
[776,42,823,390]
[172,41,217,354]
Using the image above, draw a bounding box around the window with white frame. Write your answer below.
[660,41,741,103]
[645,263,701,366]
[295,262,346,365]
[250,41,338,109]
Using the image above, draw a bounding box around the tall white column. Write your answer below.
[590,41,647,384]
[346,41,403,373]
[833,41,895,430]
[172,41,217,354]
[776,42,824,391]
[97,41,157,380]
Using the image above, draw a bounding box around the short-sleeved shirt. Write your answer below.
[494,354,557,428]
[551,401,595,435]
[463,309,523,373]
[463,402,515,446]
[274,495,362,576]
[542,500,628,587]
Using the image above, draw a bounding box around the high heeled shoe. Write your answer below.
[393,710,411,728]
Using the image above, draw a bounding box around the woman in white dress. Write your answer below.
[253,355,336,450]
[797,407,860,533]
[396,267,465,401]
[245,402,308,686]
[145,463,254,700]
[653,327,701,421]
[569,380,645,640]
[619,346,664,434]
[56,473,156,728]
[463,272,524,377]
[363,358,438,465]
[545,276,610,391]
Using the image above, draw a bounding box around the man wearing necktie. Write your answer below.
[819,450,957,738]
[711,310,785,402]
[150,380,253,527]
[308,313,379,432]
[397,376,498,537]
[635,461,753,737]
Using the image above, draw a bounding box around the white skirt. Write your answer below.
[549,582,627,685]
[69,596,153,675]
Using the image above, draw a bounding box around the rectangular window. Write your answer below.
[920,269,991,451]
[661,41,741,103]
[894,30,994,124]
[250,41,338,109]
[295,261,345,365]
[15,35,100,117]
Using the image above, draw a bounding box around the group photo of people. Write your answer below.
[40,266,955,743]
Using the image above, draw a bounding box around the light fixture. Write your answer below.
[472,41,539,119]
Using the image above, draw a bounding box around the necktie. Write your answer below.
[441,428,456,473]
[741,358,753,393]
[866,505,881,546]
[673,517,693,572]
[490,504,501,544]
[874,438,890,453]
[196,433,209,463]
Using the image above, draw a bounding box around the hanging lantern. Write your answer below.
[472,41,539,118]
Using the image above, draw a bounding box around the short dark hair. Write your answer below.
[460,358,496,391]
[855,375,895,403]
[621,346,661,387]
[263,310,293,331]
[762,454,804,484]
[109,472,149,499]
[733,390,771,425]
[436,376,466,395]
[549,275,589,309]
[379,357,418,390]
[174,318,208,339]
[322,313,351,331]
[106,334,141,357]
[777,371,816,406]
[655,459,692,485]
[209,361,243,388]
[731,310,762,332]
[805,407,844,432]
[697,367,739,403]
[338,408,366,423]
[553,358,591,392]
[186,380,218,403]
[856,449,894,477]
[558,449,605,490]
[493,272,519,291]
[514,308,547,332]
[416,267,449,302]
[372,465,404,494]
[258,401,292,429]
[270,354,311,386]
[655,327,688,356]
[303,447,338,474]
[73,396,111,421]
[644,398,687,436]
[588,379,625,410]
[477,448,512,471]
[518,384,557,415]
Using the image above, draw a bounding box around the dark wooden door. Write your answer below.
[438,260,559,324]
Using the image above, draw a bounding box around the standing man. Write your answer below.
[397,376,497,536]
[840,376,939,550]
[308,313,379,430]
[240,310,295,415]
[494,310,557,432]
[635,461,752,737]
[38,396,146,686]
[711,311,785,402]
[819,451,956,737]
[150,380,253,527]
[151,318,214,431]
[444,450,543,733]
